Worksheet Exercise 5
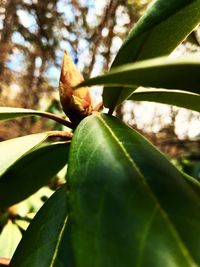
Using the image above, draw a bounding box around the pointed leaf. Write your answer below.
[67,113,200,267]
[0,107,72,128]
[0,221,22,259]
[0,133,49,176]
[129,89,200,112]
[82,56,200,96]
[0,142,70,208]
[0,107,51,121]
[10,185,73,267]
[103,0,200,109]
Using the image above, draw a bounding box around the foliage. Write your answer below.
[0,0,200,266]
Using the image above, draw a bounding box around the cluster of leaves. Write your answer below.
[0,0,200,266]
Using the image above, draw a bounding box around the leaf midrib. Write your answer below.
[50,215,68,267]
[135,207,158,267]
[98,114,197,266]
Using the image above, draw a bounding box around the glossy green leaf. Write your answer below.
[82,56,200,96]
[0,221,22,259]
[129,88,200,112]
[0,142,70,208]
[10,185,73,267]
[67,113,200,267]
[0,133,49,177]
[103,0,200,109]
[0,107,72,128]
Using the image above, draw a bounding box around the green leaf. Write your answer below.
[82,56,200,97]
[181,171,200,197]
[0,221,22,259]
[0,107,72,128]
[0,107,51,121]
[103,0,200,109]
[67,113,200,267]
[0,133,49,177]
[10,185,73,267]
[129,88,200,112]
[0,142,70,208]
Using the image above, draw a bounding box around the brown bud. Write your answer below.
[59,51,92,126]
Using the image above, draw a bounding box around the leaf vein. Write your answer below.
[98,114,197,266]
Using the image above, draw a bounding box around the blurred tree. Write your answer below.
[0,0,150,138]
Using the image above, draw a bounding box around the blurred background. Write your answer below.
[0,0,151,139]
[0,0,200,259]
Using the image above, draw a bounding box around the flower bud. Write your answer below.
[59,51,92,126]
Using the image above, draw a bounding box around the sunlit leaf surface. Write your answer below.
[0,221,22,259]
[0,133,49,176]
[0,142,69,208]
